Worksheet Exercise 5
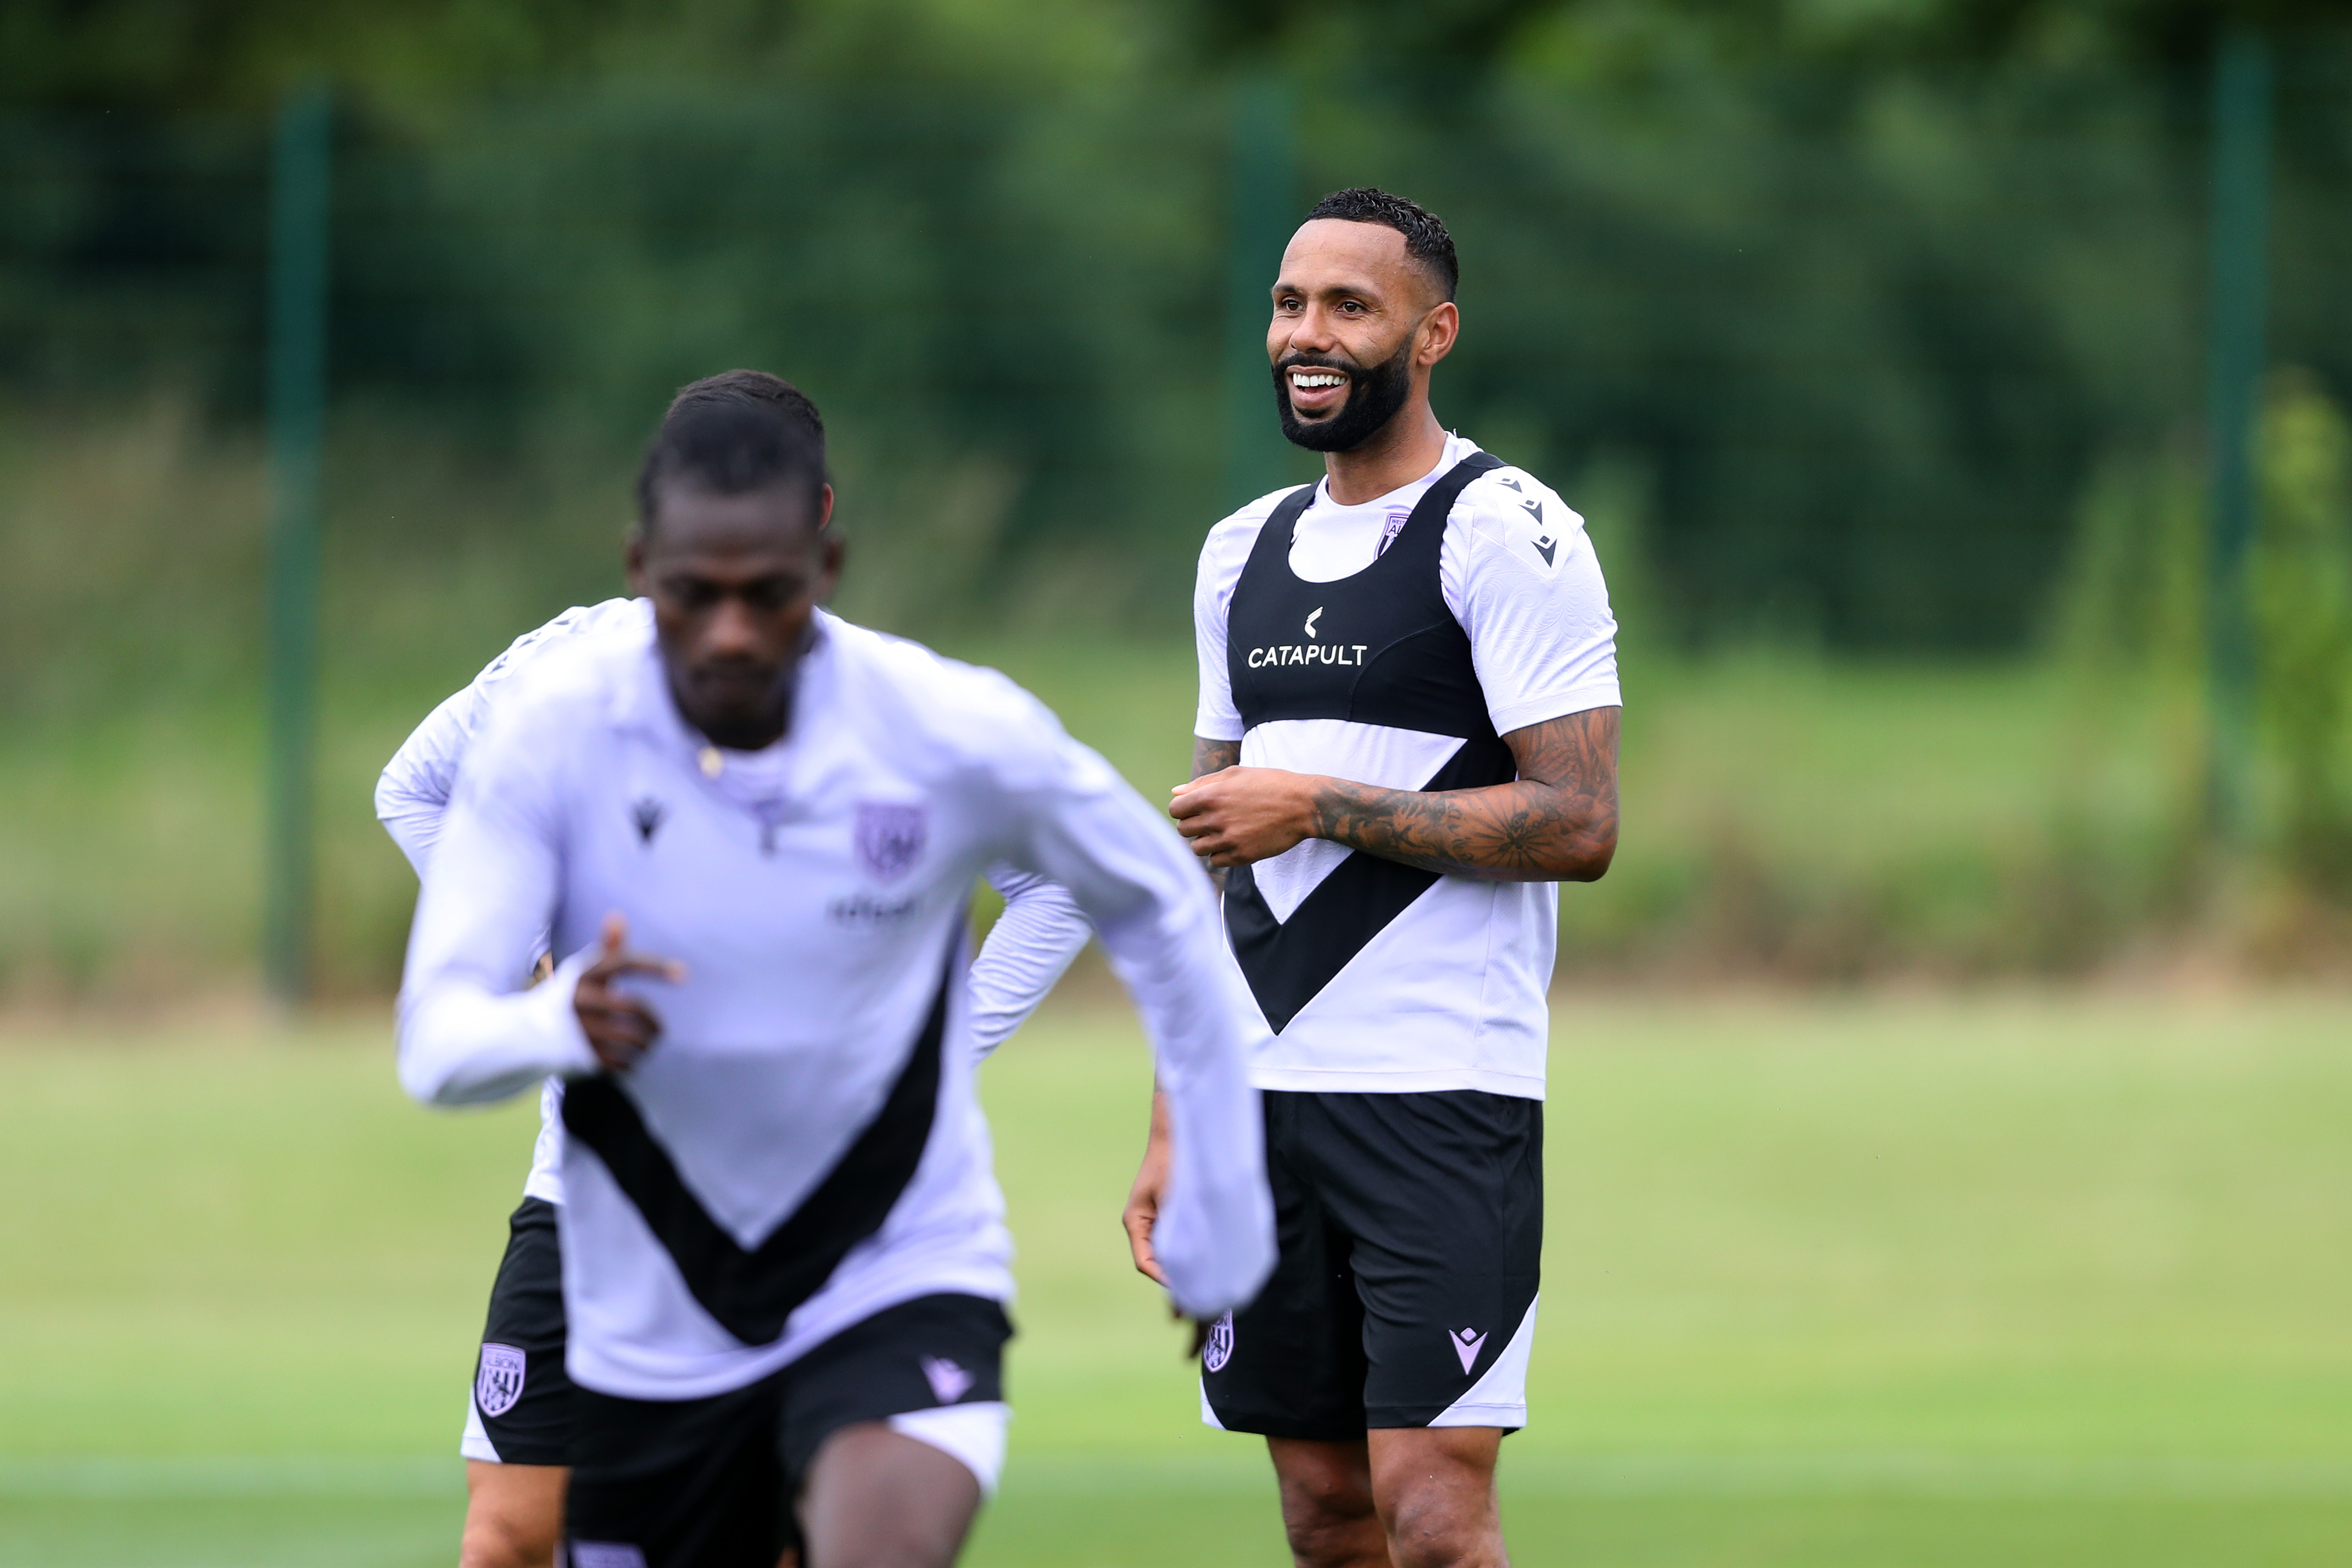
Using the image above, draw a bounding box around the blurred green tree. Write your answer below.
[2254,367,2352,892]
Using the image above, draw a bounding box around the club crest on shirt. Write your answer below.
[475,1342,526,1418]
[855,802,926,881]
[1202,1312,1234,1373]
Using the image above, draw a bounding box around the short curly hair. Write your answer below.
[1302,187,1458,302]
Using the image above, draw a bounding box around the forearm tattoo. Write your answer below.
[1189,736,1242,891]
[1192,736,1241,780]
[1308,707,1619,882]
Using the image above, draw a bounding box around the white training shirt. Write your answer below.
[378,597,652,1205]
[396,611,1273,1399]
[376,599,1085,1206]
[1195,434,1620,1099]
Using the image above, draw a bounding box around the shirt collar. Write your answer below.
[1311,431,1481,511]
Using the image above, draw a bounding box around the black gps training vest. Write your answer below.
[1222,452,1516,1034]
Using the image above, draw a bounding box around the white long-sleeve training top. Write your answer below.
[375,598,1097,1208]
[395,609,1272,1399]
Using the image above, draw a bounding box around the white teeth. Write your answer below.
[1290,372,1345,389]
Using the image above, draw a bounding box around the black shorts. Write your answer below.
[466,1196,573,1467]
[565,1292,1012,1568]
[1200,1089,1541,1440]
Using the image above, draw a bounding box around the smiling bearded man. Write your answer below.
[1114,186,1622,1568]
[961,187,1625,1567]
[945,185,1624,1567]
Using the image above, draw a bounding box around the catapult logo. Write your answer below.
[1247,606,1368,671]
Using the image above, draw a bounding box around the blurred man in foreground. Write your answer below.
[379,376,1091,1568]
[394,374,1273,1568]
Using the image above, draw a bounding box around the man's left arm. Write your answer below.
[1174,477,1621,882]
[1167,703,1619,882]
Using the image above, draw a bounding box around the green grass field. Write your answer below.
[3,990,2348,1565]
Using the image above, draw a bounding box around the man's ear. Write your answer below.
[624,524,650,596]
[1417,301,1460,368]
[819,530,848,601]
[816,484,836,531]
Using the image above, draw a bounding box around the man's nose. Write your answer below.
[1288,303,1340,352]
[703,597,761,657]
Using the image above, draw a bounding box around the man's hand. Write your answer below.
[1169,767,1324,869]
[1126,1093,1242,1360]
[1170,710,1620,883]
[574,913,684,1073]
[1121,1089,1174,1286]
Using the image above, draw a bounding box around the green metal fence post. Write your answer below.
[1224,76,1294,512]
[2205,26,2271,845]
[265,86,331,1005]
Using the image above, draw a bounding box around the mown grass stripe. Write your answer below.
[7,1452,2349,1502]
[0,1457,461,1499]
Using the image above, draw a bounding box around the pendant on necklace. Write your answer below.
[699,746,723,779]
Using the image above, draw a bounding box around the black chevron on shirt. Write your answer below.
[1223,739,1516,1034]
[561,940,954,1346]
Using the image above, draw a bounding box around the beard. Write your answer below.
[1272,335,1416,453]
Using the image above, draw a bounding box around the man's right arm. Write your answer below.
[396,701,602,1108]
[1125,509,1249,1284]
[966,867,1092,1060]
[375,688,477,877]
[376,598,647,878]
[1120,731,1244,1286]
[992,711,1273,1323]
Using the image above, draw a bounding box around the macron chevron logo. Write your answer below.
[921,1356,975,1404]
[1448,1327,1487,1374]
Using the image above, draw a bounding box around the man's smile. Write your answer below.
[1285,365,1350,416]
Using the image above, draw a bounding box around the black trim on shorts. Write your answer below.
[471,1195,573,1466]
[1201,1089,1541,1439]
[565,1292,1010,1568]
[561,940,955,1345]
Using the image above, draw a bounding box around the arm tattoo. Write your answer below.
[1192,736,1241,780]
[1305,707,1619,883]
[1190,736,1242,891]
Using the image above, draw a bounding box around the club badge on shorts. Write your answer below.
[856,802,926,881]
[1203,1312,1234,1373]
[475,1342,527,1418]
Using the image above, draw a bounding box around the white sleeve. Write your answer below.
[375,688,480,876]
[965,865,1093,1059]
[1192,518,1252,742]
[988,720,1273,1320]
[394,697,600,1108]
[1448,478,1623,736]
[375,598,647,878]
